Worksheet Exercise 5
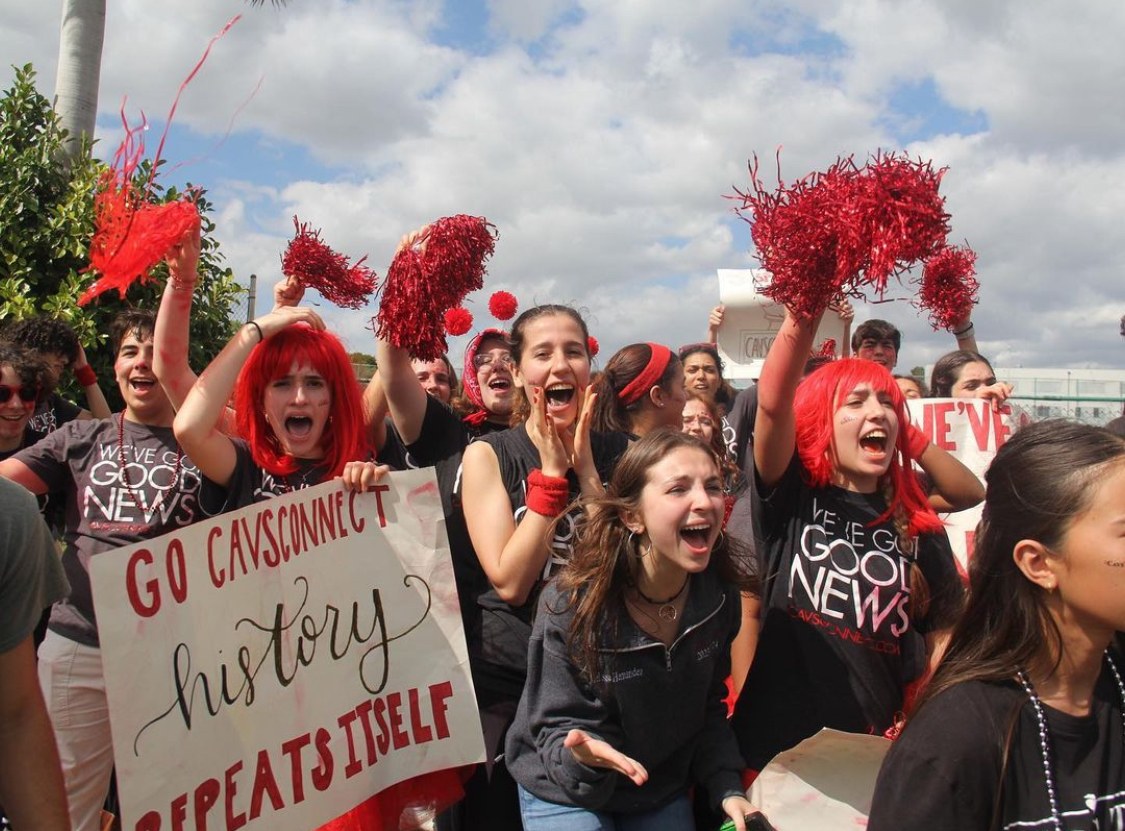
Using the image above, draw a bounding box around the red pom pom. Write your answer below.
[587,336,600,357]
[816,338,837,358]
[281,217,377,310]
[489,290,518,321]
[732,151,951,320]
[377,215,498,361]
[917,245,979,331]
[80,118,202,306]
[444,306,474,336]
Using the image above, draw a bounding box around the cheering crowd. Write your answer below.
[1,218,1123,831]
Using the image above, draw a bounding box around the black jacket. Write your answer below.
[505,564,747,813]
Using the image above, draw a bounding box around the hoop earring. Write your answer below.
[715,531,725,550]
[624,530,649,559]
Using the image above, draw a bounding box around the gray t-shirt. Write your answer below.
[0,477,69,653]
[15,416,202,647]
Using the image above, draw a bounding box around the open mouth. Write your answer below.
[544,384,575,408]
[130,378,156,393]
[860,429,889,456]
[680,523,713,550]
[488,378,512,392]
[285,416,313,439]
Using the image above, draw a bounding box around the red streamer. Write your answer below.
[488,290,518,321]
[444,306,474,336]
[282,217,378,310]
[80,113,201,306]
[376,215,498,361]
[917,245,979,331]
[80,16,241,306]
[732,151,951,320]
[816,338,837,358]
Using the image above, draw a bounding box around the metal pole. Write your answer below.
[246,273,257,322]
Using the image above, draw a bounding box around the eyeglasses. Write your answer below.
[0,384,39,405]
[473,353,513,370]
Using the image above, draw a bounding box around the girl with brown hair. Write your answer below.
[505,429,761,830]
[868,421,1125,829]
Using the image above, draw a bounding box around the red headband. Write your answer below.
[617,343,673,405]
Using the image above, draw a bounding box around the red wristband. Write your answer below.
[74,364,97,387]
[526,469,570,517]
[906,423,930,460]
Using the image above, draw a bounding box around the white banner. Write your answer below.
[907,398,1018,571]
[90,469,484,831]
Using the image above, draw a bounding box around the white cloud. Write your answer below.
[3,0,1123,374]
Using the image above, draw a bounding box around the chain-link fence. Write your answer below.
[1009,396,1124,428]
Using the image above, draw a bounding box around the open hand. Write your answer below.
[527,387,570,478]
[564,730,648,787]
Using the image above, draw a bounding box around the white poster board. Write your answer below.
[748,728,891,829]
[907,398,1017,571]
[90,470,484,831]
[716,269,846,384]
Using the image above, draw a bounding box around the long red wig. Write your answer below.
[234,325,366,480]
[793,358,942,536]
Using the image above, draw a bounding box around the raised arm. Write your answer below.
[153,219,202,411]
[174,307,324,488]
[706,304,725,344]
[373,338,429,446]
[950,311,979,355]
[912,435,985,511]
[69,342,111,420]
[754,309,821,486]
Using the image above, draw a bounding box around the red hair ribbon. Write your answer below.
[617,343,673,405]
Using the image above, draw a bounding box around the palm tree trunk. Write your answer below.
[54,0,106,161]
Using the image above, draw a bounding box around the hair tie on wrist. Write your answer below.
[952,322,975,337]
[74,364,97,387]
[248,321,264,343]
[526,468,570,517]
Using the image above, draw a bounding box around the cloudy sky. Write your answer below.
[4,0,1123,372]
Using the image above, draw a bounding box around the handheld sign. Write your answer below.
[90,469,484,831]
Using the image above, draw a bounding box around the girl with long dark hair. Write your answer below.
[461,303,630,824]
[506,429,761,830]
[868,421,1125,830]
[590,342,686,438]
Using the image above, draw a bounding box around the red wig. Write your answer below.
[234,326,366,480]
[793,358,942,536]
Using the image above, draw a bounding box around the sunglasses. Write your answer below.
[0,384,39,405]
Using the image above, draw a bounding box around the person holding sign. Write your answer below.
[928,349,1013,410]
[730,303,965,774]
[505,429,759,830]
[173,305,373,508]
[868,422,1125,829]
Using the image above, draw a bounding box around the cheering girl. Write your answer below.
[590,342,687,438]
[506,429,760,830]
[730,305,965,771]
[460,304,629,821]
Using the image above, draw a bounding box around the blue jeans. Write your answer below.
[518,785,695,830]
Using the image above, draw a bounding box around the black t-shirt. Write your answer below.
[200,438,333,514]
[731,458,964,769]
[869,658,1125,831]
[25,392,83,445]
[727,384,758,482]
[474,424,630,694]
[383,396,507,655]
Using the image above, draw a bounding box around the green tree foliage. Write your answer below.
[0,64,244,408]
